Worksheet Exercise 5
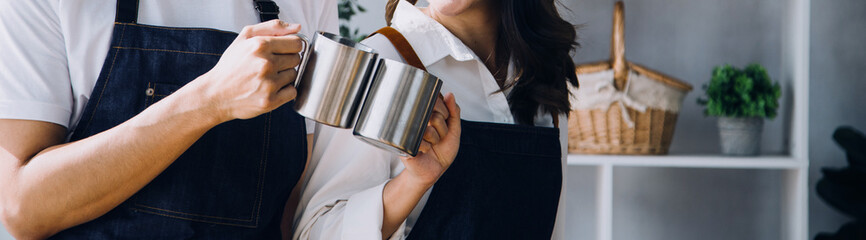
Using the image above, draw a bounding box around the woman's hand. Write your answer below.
[192,20,306,122]
[382,93,460,238]
[399,92,462,188]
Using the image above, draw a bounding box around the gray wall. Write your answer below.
[2,0,862,239]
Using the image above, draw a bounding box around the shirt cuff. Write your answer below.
[342,181,406,240]
[305,118,317,134]
[0,100,71,128]
[388,219,408,240]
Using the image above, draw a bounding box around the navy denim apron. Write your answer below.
[370,27,563,239]
[405,120,563,240]
[50,0,306,239]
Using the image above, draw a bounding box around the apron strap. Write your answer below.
[552,113,559,128]
[253,0,281,22]
[116,0,279,24]
[369,27,427,71]
[115,0,139,23]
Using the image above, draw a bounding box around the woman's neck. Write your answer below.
[421,4,499,65]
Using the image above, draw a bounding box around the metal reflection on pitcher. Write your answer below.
[293,32,379,128]
[353,59,443,157]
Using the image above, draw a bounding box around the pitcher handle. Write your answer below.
[293,33,311,87]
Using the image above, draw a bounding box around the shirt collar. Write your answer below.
[390,0,479,66]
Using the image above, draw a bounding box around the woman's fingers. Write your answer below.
[417,93,460,172]
[432,96,449,120]
[422,124,440,145]
[443,92,461,138]
[422,94,451,146]
[425,93,460,148]
[422,111,448,144]
[418,141,432,154]
[428,112,448,143]
[444,93,460,121]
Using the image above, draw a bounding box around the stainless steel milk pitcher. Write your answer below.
[353,59,443,156]
[292,32,443,156]
[293,32,379,128]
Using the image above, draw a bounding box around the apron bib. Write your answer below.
[371,27,563,239]
[51,0,306,239]
[406,120,562,239]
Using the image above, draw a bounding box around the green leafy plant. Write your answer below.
[338,0,367,42]
[697,64,782,119]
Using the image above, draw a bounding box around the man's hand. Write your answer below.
[0,19,311,240]
[194,19,306,122]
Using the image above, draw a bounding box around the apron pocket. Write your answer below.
[144,82,183,107]
[132,90,272,227]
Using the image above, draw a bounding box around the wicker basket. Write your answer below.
[567,1,693,155]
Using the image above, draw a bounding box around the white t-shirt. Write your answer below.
[294,1,568,239]
[0,0,338,135]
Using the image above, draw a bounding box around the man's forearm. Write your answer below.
[1,81,223,239]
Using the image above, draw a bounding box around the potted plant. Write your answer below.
[698,64,781,155]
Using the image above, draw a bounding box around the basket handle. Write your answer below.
[611,1,627,90]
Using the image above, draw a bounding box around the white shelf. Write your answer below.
[564,0,810,239]
[567,154,805,169]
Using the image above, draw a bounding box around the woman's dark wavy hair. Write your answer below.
[387,0,578,125]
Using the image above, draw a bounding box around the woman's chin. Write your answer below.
[428,0,475,16]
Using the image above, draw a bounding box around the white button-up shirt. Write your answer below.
[293,1,567,239]
[0,0,336,135]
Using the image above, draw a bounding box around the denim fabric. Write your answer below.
[50,21,307,239]
[406,120,562,240]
